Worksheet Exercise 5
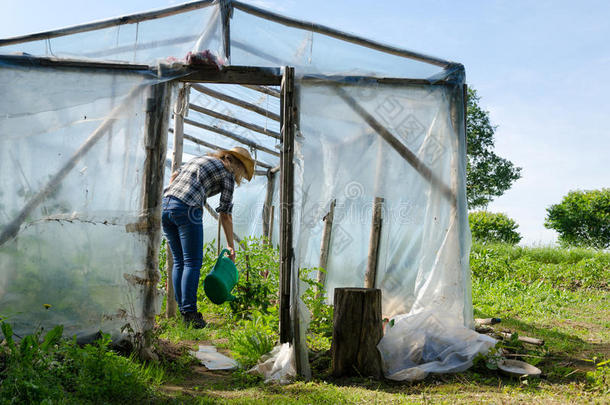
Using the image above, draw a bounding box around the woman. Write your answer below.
[162,146,254,328]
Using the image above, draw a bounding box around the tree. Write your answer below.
[544,189,610,249]
[466,88,522,208]
[469,211,522,245]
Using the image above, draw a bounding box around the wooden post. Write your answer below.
[166,84,188,319]
[331,288,383,378]
[268,205,275,244]
[141,82,171,360]
[365,197,384,289]
[262,169,276,243]
[279,66,295,345]
[317,199,336,296]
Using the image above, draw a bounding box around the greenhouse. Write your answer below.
[0,0,493,380]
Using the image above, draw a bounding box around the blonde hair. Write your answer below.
[209,150,247,186]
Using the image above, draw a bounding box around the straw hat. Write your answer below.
[225,146,255,181]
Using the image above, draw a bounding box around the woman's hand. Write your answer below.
[227,246,236,263]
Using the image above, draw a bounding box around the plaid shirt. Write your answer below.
[164,156,235,213]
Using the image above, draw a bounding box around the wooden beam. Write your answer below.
[242,84,281,98]
[141,82,171,361]
[232,0,454,68]
[279,67,295,345]
[364,197,384,289]
[192,83,280,122]
[333,86,456,204]
[180,65,282,86]
[317,199,336,298]
[0,54,149,71]
[0,0,215,47]
[180,131,274,169]
[183,117,279,157]
[189,102,281,140]
[0,84,146,247]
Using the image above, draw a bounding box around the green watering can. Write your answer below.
[203,249,239,304]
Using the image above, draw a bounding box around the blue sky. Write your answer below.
[2,0,608,245]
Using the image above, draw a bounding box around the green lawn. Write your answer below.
[1,241,608,404]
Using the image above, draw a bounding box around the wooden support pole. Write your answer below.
[183,117,279,157]
[331,288,383,378]
[268,205,275,244]
[192,84,280,122]
[333,86,456,204]
[317,199,336,297]
[242,84,281,98]
[141,82,171,360]
[279,67,295,345]
[0,84,146,247]
[365,197,384,289]
[189,102,281,140]
[262,169,277,242]
[165,84,188,319]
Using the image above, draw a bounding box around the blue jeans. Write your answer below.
[161,196,203,313]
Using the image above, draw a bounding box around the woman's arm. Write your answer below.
[219,212,236,262]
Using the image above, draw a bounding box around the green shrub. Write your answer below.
[0,322,164,404]
[469,211,522,245]
[545,189,610,249]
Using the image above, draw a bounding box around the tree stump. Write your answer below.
[331,288,383,378]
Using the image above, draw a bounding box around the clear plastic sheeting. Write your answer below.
[378,312,496,381]
[248,343,296,384]
[0,4,221,66]
[0,61,164,340]
[0,0,474,376]
[295,80,471,322]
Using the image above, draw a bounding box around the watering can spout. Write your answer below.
[203,249,239,305]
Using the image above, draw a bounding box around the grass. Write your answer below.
[156,241,609,404]
[1,241,608,403]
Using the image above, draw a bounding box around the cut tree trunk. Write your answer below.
[331,287,383,379]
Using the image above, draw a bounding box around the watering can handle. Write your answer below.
[218,248,231,259]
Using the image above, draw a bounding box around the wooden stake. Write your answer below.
[141,82,171,360]
[262,169,277,242]
[317,199,336,296]
[268,205,275,244]
[365,197,384,289]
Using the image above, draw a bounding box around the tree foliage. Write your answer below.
[466,88,522,208]
[545,189,610,249]
[469,211,522,245]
